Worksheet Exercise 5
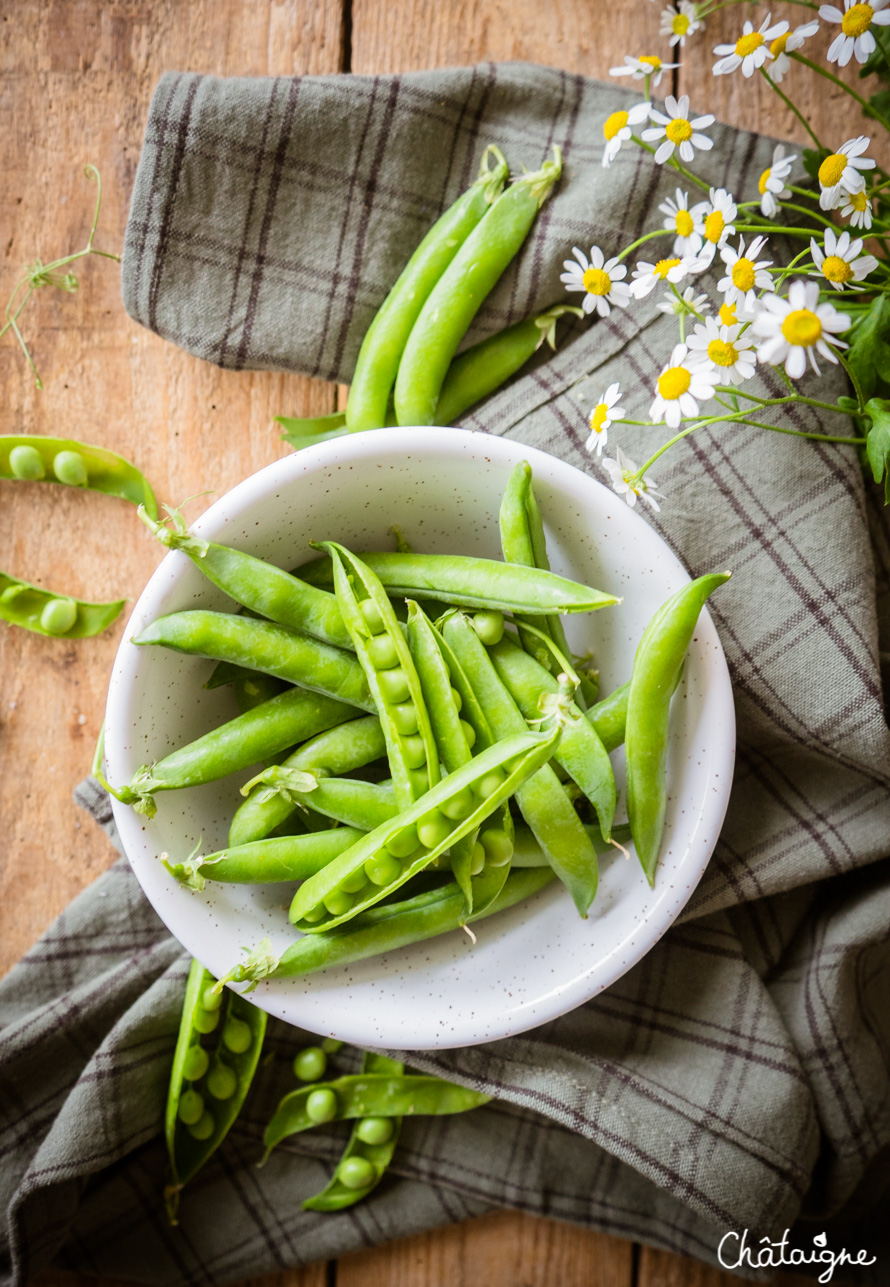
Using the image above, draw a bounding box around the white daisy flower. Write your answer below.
[838,187,874,228]
[692,187,738,262]
[656,285,711,317]
[767,20,821,82]
[610,54,680,88]
[630,250,704,298]
[818,137,875,209]
[602,447,665,511]
[717,299,753,326]
[659,188,702,254]
[660,1,703,47]
[561,245,631,317]
[642,94,715,165]
[718,235,775,313]
[758,145,796,217]
[649,342,717,428]
[687,317,756,386]
[712,12,789,77]
[750,278,850,378]
[586,383,625,457]
[809,227,879,290]
[601,100,652,167]
[820,0,890,66]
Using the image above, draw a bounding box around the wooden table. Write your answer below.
[1,3,868,1284]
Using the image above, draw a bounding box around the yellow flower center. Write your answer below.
[672,14,691,34]
[654,257,682,279]
[708,338,740,367]
[735,31,765,57]
[758,167,772,195]
[770,32,789,56]
[705,210,726,243]
[666,117,694,144]
[590,404,609,432]
[604,109,630,141]
[658,366,692,400]
[719,302,738,325]
[582,267,612,296]
[782,308,823,347]
[819,153,848,188]
[821,254,854,283]
[849,189,869,212]
[732,258,757,291]
[639,55,662,69]
[675,209,695,237]
[842,3,874,37]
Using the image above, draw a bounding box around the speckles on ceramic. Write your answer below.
[104,426,735,1051]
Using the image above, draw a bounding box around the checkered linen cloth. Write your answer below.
[2,63,889,1286]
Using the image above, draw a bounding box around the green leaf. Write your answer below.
[865,398,890,502]
[847,296,890,403]
[802,147,830,183]
[866,88,890,123]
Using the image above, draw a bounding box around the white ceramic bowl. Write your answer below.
[105,427,734,1050]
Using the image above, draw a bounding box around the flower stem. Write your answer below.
[791,52,890,137]
[616,227,674,263]
[632,136,710,194]
[834,347,867,413]
[760,68,824,151]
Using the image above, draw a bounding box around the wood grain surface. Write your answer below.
[2,3,876,1286]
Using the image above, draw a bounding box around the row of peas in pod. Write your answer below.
[165,958,490,1223]
[1,434,157,637]
[102,460,729,990]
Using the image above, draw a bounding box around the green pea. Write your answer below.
[324,888,354,917]
[301,903,328,924]
[188,1111,215,1141]
[400,734,427,769]
[475,768,505,800]
[440,786,475,820]
[0,585,23,605]
[178,1088,205,1125]
[378,667,410,703]
[207,1063,238,1100]
[391,702,418,734]
[450,686,463,712]
[417,809,451,849]
[481,828,513,867]
[473,610,504,645]
[368,634,399,670]
[9,444,45,480]
[459,719,476,749]
[201,985,224,1011]
[193,1006,220,1035]
[385,825,419,859]
[364,852,402,886]
[182,1044,210,1082]
[356,1116,394,1145]
[470,841,486,876]
[338,1155,377,1190]
[306,1087,339,1123]
[359,598,385,634]
[39,597,78,636]
[293,1046,328,1082]
[409,767,430,794]
[321,1038,344,1054]
[52,450,88,486]
[222,1018,252,1054]
[341,867,368,894]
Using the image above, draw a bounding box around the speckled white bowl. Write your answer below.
[105,427,734,1050]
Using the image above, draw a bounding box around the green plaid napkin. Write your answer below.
[2,62,889,1287]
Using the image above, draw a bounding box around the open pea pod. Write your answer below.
[0,569,125,638]
[165,958,267,1224]
[303,1051,404,1211]
[0,434,158,517]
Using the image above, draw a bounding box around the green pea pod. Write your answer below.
[163,829,366,890]
[264,1073,491,1158]
[139,507,353,651]
[587,681,630,752]
[288,702,571,932]
[511,822,633,866]
[498,460,564,674]
[276,409,345,441]
[285,776,397,831]
[304,1051,404,1211]
[318,542,440,807]
[220,867,555,987]
[165,959,267,1224]
[488,634,616,840]
[435,305,583,426]
[0,569,125,638]
[626,573,730,885]
[442,612,600,917]
[297,551,618,616]
[229,714,385,846]
[133,611,374,711]
[346,146,509,432]
[1,434,158,517]
[394,146,562,426]
[104,687,356,818]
